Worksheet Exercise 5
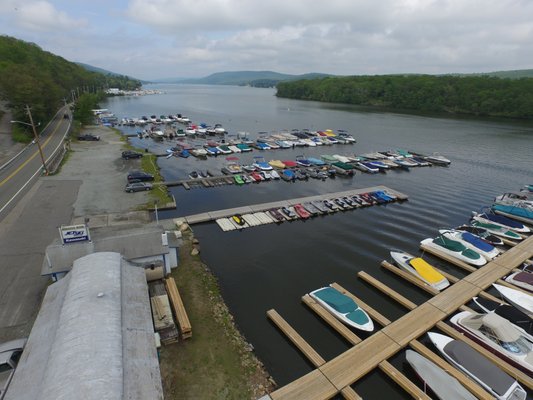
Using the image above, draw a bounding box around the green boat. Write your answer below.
[309,286,374,331]
[321,155,338,163]
[420,236,486,266]
[234,174,244,185]
[470,220,522,240]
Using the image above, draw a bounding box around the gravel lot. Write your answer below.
[47,125,152,218]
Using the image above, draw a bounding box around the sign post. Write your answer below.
[59,224,91,244]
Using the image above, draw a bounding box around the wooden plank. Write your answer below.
[378,361,431,400]
[302,295,361,345]
[150,295,175,331]
[320,332,401,389]
[339,387,362,400]
[427,280,480,314]
[330,282,391,327]
[437,322,533,390]
[357,271,417,310]
[380,260,440,296]
[419,243,477,273]
[409,340,493,399]
[267,309,325,368]
[165,278,192,339]
[269,369,338,400]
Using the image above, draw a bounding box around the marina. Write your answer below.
[261,234,533,400]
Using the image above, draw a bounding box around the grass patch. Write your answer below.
[159,230,274,399]
[11,125,33,143]
[141,154,172,205]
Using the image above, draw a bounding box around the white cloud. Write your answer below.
[6,0,87,32]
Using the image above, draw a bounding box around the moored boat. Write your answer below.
[390,251,450,291]
[472,211,530,233]
[505,271,533,293]
[405,349,477,400]
[427,332,527,400]
[309,286,374,331]
[420,235,486,266]
[472,297,532,335]
[455,225,504,246]
[469,220,522,241]
[293,204,311,219]
[492,284,533,318]
[438,229,499,260]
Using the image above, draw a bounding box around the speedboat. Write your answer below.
[302,202,322,216]
[231,214,245,226]
[332,154,351,163]
[216,145,232,155]
[236,143,252,152]
[293,204,311,219]
[420,235,486,266]
[438,229,499,260]
[449,311,533,373]
[280,206,297,220]
[205,146,221,156]
[281,160,297,168]
[390,251,450,291]
[472,297,532,335]
[405,350,477,400]
[280,169,295,181]
[311,200,329,213]
[424,152,451,165]
[267,208,285,223]
[470,220,523,241]
[270,170,280,180]
[505,271,533,293]
[228,145,241,153]
[309,286,374,331]
[253,157,273,171]
[321,154,338,164]
[472,211,530,233]
[455,225,504,246]
[295,155,312,167]
[268,160,286,169]
[221,162,243,175]
[492,284,533,318]
[250,171,263,182]
[492,193,533,223]
[307,157,326,166]
[234,174,244,185]
[427,332,527,400]
[188,171,199,179]
[356,161,380,173]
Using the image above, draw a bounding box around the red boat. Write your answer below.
[250,171,263,182]
[293,204,311,219]
[282,160,298,168]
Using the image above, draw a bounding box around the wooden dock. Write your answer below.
[261,234,533,399]
[177,186,408,226]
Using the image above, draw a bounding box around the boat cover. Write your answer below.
[481,212,525,229]
[409,258,445,284]
[492,204,533,220]
[434,236,482,260]
[314,287,355,313]
[460,232,494,252]
[443,340,515,396]
[268,160,285,168]
[405,350,477,400]
[474,298,532,335]
[461,313,521,342]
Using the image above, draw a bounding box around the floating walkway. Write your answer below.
[260,233,533,400]
[177,186,408,230]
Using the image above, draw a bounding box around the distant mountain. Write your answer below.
[449,69,533,79]
[154,71,332,87]
[76,62,147,82]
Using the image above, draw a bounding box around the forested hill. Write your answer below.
[176,71,330,87]
[276,75,533,119]
[0,36,141,123]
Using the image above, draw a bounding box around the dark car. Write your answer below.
[121,150,143,160]
[127,170,154,183]
[125,182,153,192]
[77,134,100,141]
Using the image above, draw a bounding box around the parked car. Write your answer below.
[127,170,154,183]
[125,182,153,192]
[121,150,143,160]
[77,134,100,141]
[0,338,27,399]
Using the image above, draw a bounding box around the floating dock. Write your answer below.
[177,186,408,229]
[261,233,533,399]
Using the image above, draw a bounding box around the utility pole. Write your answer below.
[26,105,48,175]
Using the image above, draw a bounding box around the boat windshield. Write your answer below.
[479,325,532,355]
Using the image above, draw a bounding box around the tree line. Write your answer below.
[0,35,141,133]
[276,74,533,119]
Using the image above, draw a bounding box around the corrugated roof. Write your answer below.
[6,252,163,400]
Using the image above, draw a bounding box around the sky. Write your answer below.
[1,0,532,80]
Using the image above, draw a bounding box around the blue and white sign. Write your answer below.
[59,224,90,244]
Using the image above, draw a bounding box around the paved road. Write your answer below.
[0,106,71,221]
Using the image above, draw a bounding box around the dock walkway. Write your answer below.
[178,186,407,225]
[264,235,533,399]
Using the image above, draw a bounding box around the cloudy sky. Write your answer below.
[1,0,532,80]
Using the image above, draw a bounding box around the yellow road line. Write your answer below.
[0,119,62,188]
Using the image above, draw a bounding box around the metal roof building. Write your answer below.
[5,252,163,400]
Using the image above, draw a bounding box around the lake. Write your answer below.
[105,84,532,398]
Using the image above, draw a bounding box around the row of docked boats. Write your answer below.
[215,189,401,231]
[492,186,533,225]
[388,191,532,399]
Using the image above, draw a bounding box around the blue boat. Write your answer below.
[178,149,190,158]
[472,210,530,233]
[492,193,533,224]
[307,157,326,166]
[280,169,296,181]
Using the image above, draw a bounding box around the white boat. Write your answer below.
[492,284,533,318]
[390,251,449,291]
[420,236,486,266]
[270,170,280,180]
[469,220,523,241]
[427,332,527,400]
[449,311,533,374]
[405,350,477,400]
[505,271,533,293]
[332,154,351,163]
[424,152,451,165]
[190,147,208,157]
[438,229,499,260]
[228,145,241,153]
[309,286,374,331]
[472,211,530,233]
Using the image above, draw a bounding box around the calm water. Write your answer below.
[105,85,532,398]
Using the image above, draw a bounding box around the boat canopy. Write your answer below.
[462,313,521,342]
[409,258,445,284]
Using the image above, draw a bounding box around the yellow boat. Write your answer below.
[390,251,450,291]
[268,159,286,169]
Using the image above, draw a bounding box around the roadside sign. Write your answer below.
[59,224,90,244]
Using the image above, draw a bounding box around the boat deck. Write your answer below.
[262,234,533,399]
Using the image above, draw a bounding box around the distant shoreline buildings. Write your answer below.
[105,88,164,96]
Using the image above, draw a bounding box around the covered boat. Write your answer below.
[492,193,533,223]
[472,211,530,233]
[390,251,449,291]
[268,159,286,169]
[472,297,532,335]
[492,284,533,318]
[420,236,486,266]
[505,272,533,292]
[438,229,499,260]
[450,311,533,373]
[455,225,504,246]
[427,332,527,400]
[405,350,477,400]
[309,286,373,331]
[470,220,522,241]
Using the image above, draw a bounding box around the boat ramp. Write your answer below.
[259,229,533,399]
[176,186,408,232]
